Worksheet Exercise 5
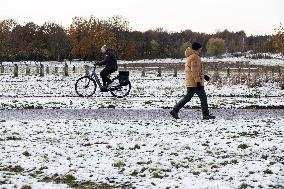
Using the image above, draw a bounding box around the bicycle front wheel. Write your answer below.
[75,76,97,97]
[109,77,131,98]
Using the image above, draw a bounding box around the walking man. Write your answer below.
[170,42,215,120]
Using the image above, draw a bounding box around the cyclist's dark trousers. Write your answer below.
[100,67,116,87]
[173,87,209,116]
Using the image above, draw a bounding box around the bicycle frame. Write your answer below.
[89,65,112,89]
[90,70,103,89]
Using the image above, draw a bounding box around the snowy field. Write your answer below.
[0,118,284,189]
[0,64,284,188]
[119,53,284,66]
[0,69,283,110]
[1,53,284,67]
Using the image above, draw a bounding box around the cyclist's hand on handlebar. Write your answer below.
[94,61,100,66]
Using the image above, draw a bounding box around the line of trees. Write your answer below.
[0,16,282,62]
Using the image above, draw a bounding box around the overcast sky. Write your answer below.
[0,0,283,35]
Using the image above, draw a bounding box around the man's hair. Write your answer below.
[101,45,108,49]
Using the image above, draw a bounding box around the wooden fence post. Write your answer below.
[40,64,44,77]
[26,66,30,76]
[247,66,251,86]
[14,64,18,77]
[141,66,146,77]
[0,63,4,73]
[226,67,230,78]
[157,66,162,77]
[238,67,241,84]
[173,66,177,77]
[54,67,58,75]
[64,63,69,76]
[264,67,268,82]
[46,65,49,74]
[85,65,90,75]
[36,65,40,75]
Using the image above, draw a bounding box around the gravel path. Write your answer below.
[1,109,284,120]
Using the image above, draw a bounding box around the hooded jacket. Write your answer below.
[184,47,204,87]
[98,48,118,70]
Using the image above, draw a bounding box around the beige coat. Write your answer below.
[184,47,204,87]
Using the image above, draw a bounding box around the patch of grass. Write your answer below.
[41,174,114,188]
[21,185,32,189]
[238,144,249,149]
[201,143,209,147]
[64,174,76,185]
[144,101,152,105]
[81,143,92,147]
[261,154,269,160]
[1,165,24,173]
[107,104,116,109]
[183,145,190,150]
[211,164,219,169]
[113,160,126,168]
[23,150,31,157]
[230,159,238,164]
[137,161,149,165]
[152,171,163,179]
[170,152,179,156]
[130,170,139,177]
[6,136,22,140]
[220,160,229,166]
[23,104,43,109]
[239,182,253,189]
[263,169,273,174]
[129,144,141,150]
[192,171,200,176]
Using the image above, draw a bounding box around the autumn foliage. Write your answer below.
[0,16,278,62]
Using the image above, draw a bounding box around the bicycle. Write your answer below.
[75,64,131,98]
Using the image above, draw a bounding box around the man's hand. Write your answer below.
[94,61,100,66]
[204,75,210,81]
[196,82,202,90]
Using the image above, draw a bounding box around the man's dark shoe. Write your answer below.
[170,110,180,119]
[100,86,109,92]
[203,114,216,120]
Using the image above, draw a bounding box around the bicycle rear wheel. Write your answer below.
[109,77,131,98]
[75,76,97,97]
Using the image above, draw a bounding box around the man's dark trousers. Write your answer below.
[100,67,116,87]
[173,87,209,116]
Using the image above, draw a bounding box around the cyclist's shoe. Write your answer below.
[100,86,109,92]
[203,114,216,120]
[170,110,180,119]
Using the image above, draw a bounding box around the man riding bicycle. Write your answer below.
[96,45,118,92]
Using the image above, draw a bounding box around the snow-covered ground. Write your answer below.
[119,53,284,66]
[0,63,284,189]
[0,118,283,189]
[1,53,284,67]
[0,70,283,110]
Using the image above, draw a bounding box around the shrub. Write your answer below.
[206,38,225,57]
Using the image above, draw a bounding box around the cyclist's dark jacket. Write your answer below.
[98,49,118,71]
